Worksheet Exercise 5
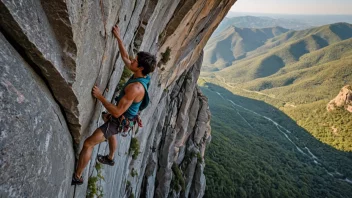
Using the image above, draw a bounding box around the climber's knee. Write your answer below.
[83,129,106,148]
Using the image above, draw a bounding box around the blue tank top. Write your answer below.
[116,75,150,118]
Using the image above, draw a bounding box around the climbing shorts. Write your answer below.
[99,114,138,139]
[99,117,122,139]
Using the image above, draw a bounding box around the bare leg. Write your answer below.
[75,128,106,178]
[108,135,117,160]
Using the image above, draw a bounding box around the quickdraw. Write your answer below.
[118,115,141,137]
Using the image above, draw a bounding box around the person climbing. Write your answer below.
[72,25,156,185]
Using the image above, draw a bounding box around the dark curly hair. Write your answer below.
[137,51,156,75]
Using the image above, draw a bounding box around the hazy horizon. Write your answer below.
[224,11,352,27]
[231,0,352,15]
[228,11,352,16]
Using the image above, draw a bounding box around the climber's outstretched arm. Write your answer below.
[112,25,132,68]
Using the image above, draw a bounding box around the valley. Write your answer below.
[201,84,352,198]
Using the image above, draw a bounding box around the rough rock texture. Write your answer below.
[327,85,352,113]
[0,0,236,197]
[0,33,75,198]
[0,0,80,141]
[151,52,211,198]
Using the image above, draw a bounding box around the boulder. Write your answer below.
[327,85,352,113]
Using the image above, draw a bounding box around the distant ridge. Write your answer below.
[213,15,311,36]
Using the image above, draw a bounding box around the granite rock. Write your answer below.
[0,33,75,198]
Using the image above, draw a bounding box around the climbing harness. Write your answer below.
[103,113,141,137]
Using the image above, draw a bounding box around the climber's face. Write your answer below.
[131,56,138,68]
[130,55,144,73]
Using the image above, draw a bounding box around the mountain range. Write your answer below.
[201,22,352,151]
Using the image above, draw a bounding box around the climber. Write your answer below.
[72,25,156,185]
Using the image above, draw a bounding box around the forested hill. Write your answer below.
[201,22,352,151]
[200,83,352,198]
[203,26,289,70]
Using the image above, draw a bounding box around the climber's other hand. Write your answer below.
[92,85,103,99]
[113,25,121,39]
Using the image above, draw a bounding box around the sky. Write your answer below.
[230,0,352,15]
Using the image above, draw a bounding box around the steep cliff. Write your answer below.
[0,0,236,197]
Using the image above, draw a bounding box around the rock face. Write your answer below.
[151,52,211,198]
[0,0,236,197]
[0,33,75,198]
[327,85,352,113]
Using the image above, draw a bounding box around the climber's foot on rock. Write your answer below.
[71,174,83,185]
[97,154,115,166]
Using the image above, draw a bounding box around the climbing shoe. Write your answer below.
[71,174,83,185]
[97,155,115,166]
